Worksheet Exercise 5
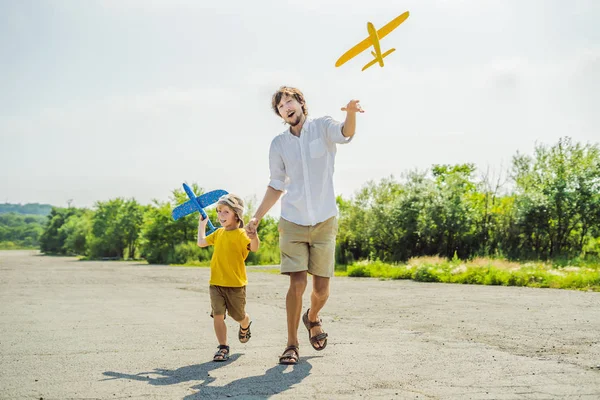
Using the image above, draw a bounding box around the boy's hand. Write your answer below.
[245,217,259,236]
[247,230,258,240]
[196,214,210,247]
[341,99,364,113]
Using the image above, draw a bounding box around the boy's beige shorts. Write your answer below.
[209,285,246,321]
[278,216,338,278]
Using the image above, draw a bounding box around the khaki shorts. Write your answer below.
[209,285,246,321]
[278,216,338,278]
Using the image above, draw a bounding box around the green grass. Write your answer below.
[171,262,281,274]
[0,242,37,250]
[343,257,600,291]
[169,256,600,291]
[249,267,281,275]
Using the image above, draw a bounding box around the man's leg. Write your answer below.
[305,217,337,350]
[280,271,307,362]
[307,275,330,348]
[278,217,310,363]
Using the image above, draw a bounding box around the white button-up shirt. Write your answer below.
[268,116,354,226]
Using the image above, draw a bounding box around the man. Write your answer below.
[245,86,363,365]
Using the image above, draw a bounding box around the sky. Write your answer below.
[1,0,599,216]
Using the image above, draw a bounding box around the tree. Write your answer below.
[139,184,212,264]
[39,208,79,254]
[59,211,92,255]
[512,137,600,258]
[429,164,479,258]
[88,198,143,259]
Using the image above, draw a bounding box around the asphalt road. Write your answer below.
[1,250,599,399]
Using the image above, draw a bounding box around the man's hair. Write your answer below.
[271,86,308,117]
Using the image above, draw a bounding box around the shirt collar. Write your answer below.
[284,116,313,137]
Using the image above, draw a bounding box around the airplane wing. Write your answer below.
[172,200,197,221]
[335,11,409,67]
[362,47,396,71]
[171,189,229,221]
[361,58,380,71]
[335,36,373,68]
[197,190,228,208]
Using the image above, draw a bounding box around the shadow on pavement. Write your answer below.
[102,353,243,387]
[102,354,315,398]
[185,357,315,399]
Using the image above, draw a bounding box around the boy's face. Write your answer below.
[277,94,304,127]
[216,205,239,230]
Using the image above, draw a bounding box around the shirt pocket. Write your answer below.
[309,138,326,158]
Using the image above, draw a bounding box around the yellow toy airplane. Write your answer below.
[335,11,410,71]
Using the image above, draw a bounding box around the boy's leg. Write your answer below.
[223,287,251,343]
[236,313,251,343]
[213,314,227,345]
[209,286,228,353]
[212,314,229,361]
[236,313,250,330]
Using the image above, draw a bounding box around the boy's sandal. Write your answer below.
[213,345,230,362]
[302,308,328,351]
[238,321,252,343]
[279,345,299,365]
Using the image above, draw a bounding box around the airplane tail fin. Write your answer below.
[362,48,396,71]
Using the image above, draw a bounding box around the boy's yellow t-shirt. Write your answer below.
[206,228,251,287]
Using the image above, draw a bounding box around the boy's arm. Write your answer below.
[197,216,210,247]
[248,234,260,252]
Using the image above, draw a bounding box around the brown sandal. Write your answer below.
[279,345,299,365]
[302,308,328,351]
[213,345,230,362]
[239,321,252,343]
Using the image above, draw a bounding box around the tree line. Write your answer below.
[0,203,53,215]
[14,137,600,265]
[36,185,282,265]
[336,137,600,264]
[0,213,46,249]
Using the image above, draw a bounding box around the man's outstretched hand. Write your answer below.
[341,99,365,113]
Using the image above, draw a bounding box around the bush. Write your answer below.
[171,242,213,265]
[347,265,371,277]
[246,246,280,266]
[412,266,440,282]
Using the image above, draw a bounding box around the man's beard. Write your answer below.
[289,114,302,127]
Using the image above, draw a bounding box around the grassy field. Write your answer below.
[132,254,600,292]
[0,243,37,250]
[337,256,600,291]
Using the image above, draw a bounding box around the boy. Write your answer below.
[197,193,260,361]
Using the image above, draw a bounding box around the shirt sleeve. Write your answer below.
[321,116,354,145]
[240,229,251,247]
[268,138,286,191]
[205,229,218,245]
[240,230,251,259]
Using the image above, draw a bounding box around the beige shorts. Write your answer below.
[278,216,338,278]
[209,285,246,321]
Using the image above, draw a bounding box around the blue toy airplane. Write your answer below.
[171,183,228,235]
